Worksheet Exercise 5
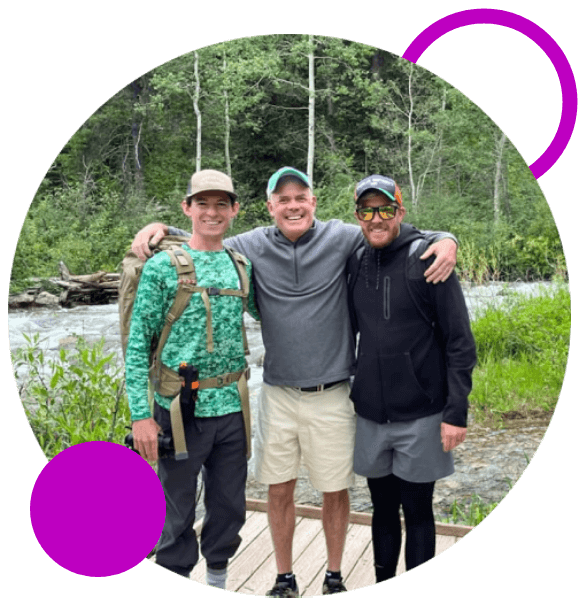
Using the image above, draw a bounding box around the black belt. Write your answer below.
[296,380,346,393]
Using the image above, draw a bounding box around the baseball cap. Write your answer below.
[354,175,403,206]
[186,169,237,202]
[267,167,311,198]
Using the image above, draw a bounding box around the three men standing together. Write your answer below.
[127,167,475,595]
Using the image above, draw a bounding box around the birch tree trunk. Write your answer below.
[307,34,315,182]
[193,51,202,172]
[406,63,416,211]
[494,131,507,224]
[223,46,232,177]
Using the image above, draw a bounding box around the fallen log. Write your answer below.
[10,261,121,308]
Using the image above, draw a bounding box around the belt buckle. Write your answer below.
[316,383,324,392]
[207,287,220,296]
[216,374,225,387]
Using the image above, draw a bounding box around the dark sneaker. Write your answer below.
[266,579,300,598]
[323,576,347,595]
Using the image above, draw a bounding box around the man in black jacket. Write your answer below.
[347,174,477,582]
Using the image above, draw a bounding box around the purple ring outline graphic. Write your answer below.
[403,9,577,179]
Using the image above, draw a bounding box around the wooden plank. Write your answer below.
[182,505,468,593]
[234,551,277,595]
[293,527,328,595]
[435,533,459,554]
[302,521,372,596]
[245,498,269,514]
[226,515,279,590]
[343,539,375,590]
[236,513,322,596]
[432,522,472,537]
[246,499,473,537]
[291,517,324,560]
[190,510,261,584]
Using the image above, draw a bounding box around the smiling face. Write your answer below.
[354,192,406,249]
[267,179,317,242]
[181,190,239,250]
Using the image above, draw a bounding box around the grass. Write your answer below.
[468,283,570,424]
[439,495,500,527]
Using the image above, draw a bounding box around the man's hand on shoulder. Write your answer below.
[131,223,170,261]
[420,238,457,284]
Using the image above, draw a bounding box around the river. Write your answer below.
[8,280,556,365]
[8,281,559,520]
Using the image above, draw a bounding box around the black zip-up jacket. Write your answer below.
[346,224,477,427]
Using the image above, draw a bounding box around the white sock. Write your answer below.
[206,567,227,589]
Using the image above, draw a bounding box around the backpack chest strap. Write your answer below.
[176,281,248,353]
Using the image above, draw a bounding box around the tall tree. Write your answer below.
[222,45,232,177]
[493,131,508,224]
[307,34,315,182]
[193,51,202,172]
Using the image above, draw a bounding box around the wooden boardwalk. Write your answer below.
[188,499,471,597]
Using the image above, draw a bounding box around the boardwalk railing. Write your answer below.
[246,498,473,538]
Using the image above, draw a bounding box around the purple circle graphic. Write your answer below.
[30,441,166,577]
[403,9,577,179]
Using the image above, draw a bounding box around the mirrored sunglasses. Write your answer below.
[355,204,399,222]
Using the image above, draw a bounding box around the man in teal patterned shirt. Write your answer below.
[125,169,259,588]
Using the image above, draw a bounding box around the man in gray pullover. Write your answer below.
[130,167,457,596]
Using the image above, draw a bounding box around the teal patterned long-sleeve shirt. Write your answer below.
[125,244,259,422]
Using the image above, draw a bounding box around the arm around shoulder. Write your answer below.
[419,230,458,284]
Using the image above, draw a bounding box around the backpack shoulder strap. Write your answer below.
[118,237,195,360]
[163,245,198,327]
[225,246,250,299]
[225,246,251,355]
[151,246,197,372]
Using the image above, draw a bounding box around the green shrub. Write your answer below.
[12,333,130,459]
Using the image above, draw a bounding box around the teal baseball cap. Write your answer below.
[267,167,311,198]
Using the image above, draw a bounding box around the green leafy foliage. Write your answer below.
[10,35,565,289]
[12,334,130,459]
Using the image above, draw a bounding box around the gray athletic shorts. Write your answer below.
[353,411,454,483]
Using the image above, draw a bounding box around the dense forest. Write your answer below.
[11,34,566,290]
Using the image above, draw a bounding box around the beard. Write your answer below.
[362,224,401,249]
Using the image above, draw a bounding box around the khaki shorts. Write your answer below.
[253,382,356,492]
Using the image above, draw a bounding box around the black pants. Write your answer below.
[367,473,435,582]
[153,402,247,577]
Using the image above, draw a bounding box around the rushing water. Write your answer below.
[7,281,561,516]
[8,305,265,397]
[7,280,560,433]
[7,280,558,366]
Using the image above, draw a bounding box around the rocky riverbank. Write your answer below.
[243,411,552,521]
